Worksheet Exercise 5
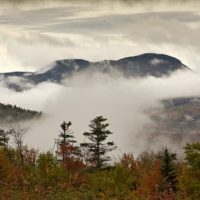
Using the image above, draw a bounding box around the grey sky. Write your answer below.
[0,1,200,72]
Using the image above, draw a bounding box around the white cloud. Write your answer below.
[23,70,200,155]
[0,70,199,156]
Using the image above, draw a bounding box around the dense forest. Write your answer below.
[0,116,200,200]
[0,103,41,123]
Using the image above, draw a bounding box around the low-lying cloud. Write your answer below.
[0,69,199,157]
[0,0,200,157]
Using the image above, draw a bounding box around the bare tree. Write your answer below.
[8,122,26,167]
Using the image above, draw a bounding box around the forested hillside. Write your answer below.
[149,98,200,145]
[0,103,41,123]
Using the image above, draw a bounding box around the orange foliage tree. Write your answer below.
[56,121,84,181]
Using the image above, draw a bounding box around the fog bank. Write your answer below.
[0,69,199,156]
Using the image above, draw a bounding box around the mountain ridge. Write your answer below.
[0,53,190,90]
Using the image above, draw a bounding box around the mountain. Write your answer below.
[0,103,41,124]
[0,53,189,90]
[147,97,200,148]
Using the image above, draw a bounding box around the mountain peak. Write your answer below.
[0,53,190,90]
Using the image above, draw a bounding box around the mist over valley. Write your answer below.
[0,0,200,153]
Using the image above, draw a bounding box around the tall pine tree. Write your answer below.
[57,121,77,163]
[81,116,115,169]
[160,148,177,192]
[57,121,80,180]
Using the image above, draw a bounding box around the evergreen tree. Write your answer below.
[57,121,80,180]
[160,148,177,192]
[81,116,115,169]
[57,121,77,163]
[59,121,76,146]
[0,129,9,150]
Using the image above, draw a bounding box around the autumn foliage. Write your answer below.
[0,119,200,200]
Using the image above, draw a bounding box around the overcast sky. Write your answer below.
[0,0,200,72]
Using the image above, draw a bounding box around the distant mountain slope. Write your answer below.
[148,97,200,147]
[32,53,189,81]
[0,53,189,90]
[0,103,41,124]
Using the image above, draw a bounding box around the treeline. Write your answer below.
[0,103,41,123]
[0,116,200,200]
